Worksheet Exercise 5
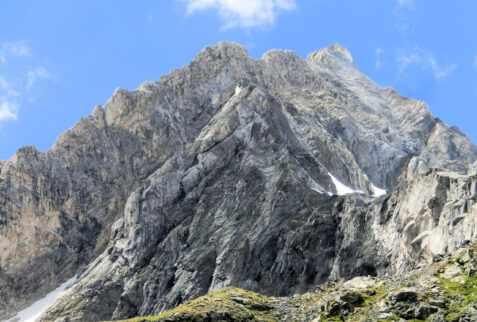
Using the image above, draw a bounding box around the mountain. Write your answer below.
[0,42,476,321]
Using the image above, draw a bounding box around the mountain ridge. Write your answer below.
[0,42,476,321]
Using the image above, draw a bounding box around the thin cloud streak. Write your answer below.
[0,76,19,121]
[0,74,21,122]
[393,0,415,33]
[375,47,383,68]
[27,67,51,91]
[0,101,18,121]
[396,46,457,81]
[181,0,296,29]
[395,0,415,8]
[0,75,19,98]
[0,42,52,125]
[0,42,31,64]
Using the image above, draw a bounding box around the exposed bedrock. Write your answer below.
[0,42,475,320]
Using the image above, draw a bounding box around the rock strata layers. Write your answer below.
[41,167,477,321]
[115,243,477,321]
[0,42,476,320]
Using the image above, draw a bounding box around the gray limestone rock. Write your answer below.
[0,42,476,320]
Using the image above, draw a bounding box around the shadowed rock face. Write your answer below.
[0,42,476,320]
[90,243,477,322]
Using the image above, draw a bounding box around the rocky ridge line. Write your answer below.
[0,42,476,320]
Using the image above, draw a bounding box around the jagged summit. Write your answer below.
[329,43,354,62]
[0,42,476,321]
[307,43,354,65]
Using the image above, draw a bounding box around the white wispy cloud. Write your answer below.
[474,56,477,68]
[0,76,19,121]
[0,75,21,122]
[0,75,19,98]
[393,0,415,33]
[375,47,383,68]
[396,46,457,80]
[0,101,18,121]
[27,67,51,91]
[395,0,415,8]
[181,0,296,29]
[0,42,51,125]
[0,41,31,64]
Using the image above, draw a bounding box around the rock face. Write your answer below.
[0,42,476,320]
[117,243,477,321]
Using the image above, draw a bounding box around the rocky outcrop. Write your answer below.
[330,169,477,280]
[0,43,252,319]
[40,166,477,321]
[0,42,476,320]
[107,243,477,321]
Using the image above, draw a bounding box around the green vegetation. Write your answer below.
[114,287,275,322]
[437,244,477,320]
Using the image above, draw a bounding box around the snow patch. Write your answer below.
[307,176,326,195]
[371,183,387,197]
[5,276,77,322]
[234,85,241,96]
[311,186,333,196]
[328,173,359,195]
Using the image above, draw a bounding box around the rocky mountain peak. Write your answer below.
[1,42,476,321]
[199,41,250,60]
[306,43,354,66]
[329,43,354,62]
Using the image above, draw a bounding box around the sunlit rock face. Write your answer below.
[0,42,476,321]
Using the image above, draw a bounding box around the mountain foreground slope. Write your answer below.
[116,243,477,321]
[0,42,476,321]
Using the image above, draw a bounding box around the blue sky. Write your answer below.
[0,0,476,160]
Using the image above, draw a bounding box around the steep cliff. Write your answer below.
[114,243,477,321]
[0,42,475,321]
